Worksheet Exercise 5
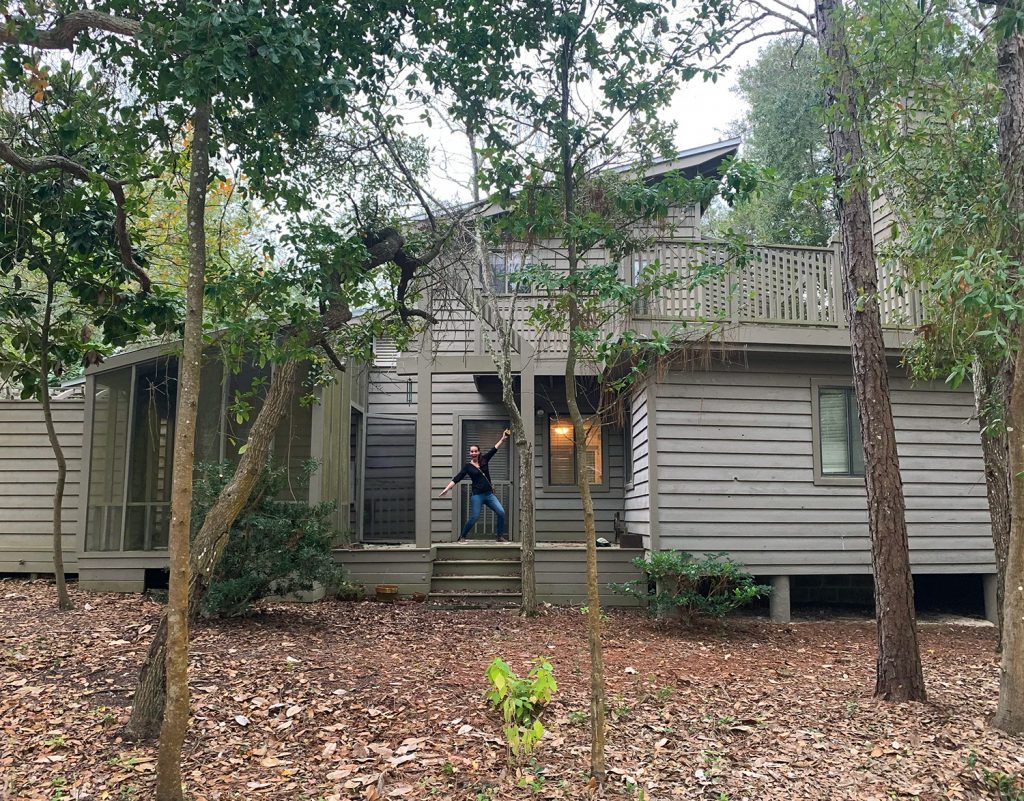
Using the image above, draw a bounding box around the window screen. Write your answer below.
[818,387,864,477]
[549,417,602,485]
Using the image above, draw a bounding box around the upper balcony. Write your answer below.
[477,238,922,360]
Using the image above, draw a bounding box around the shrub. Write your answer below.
[485,657,557,760]
[194,459,344,617]
[611,551,771,622]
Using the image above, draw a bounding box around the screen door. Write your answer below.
[459,419,513,539]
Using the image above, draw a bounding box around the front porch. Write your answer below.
[334,542,644,606]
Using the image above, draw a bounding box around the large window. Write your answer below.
[548,416,603,486]
[816,385,865,480]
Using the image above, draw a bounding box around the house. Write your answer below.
[0,138,996,619]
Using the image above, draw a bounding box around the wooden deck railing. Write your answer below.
[629,239,923,329]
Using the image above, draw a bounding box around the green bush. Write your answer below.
[611,551,771,622]
[194,459,344,617]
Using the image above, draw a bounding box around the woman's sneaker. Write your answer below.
[456,536,469,543]
[495,535,509,543]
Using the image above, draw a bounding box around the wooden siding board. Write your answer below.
[0,400,83,573]
[651,358,992,574]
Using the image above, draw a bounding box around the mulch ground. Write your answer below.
[2,579,1023,801]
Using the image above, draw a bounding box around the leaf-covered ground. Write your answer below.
[2,578,1023,801]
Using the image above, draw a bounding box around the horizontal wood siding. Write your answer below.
[624,385,650,542]
[533,415,627,544]
[535,546,643,605]
[0,400,83,574]
[653,356,993,574]
[334,548,432,595]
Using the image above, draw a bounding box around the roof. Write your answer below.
[475,137,741,219]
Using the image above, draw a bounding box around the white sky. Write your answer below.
[418,48,755,204]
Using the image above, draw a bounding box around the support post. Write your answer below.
[415,364,432,549]
[645,381,660,552]
[521,362,535,541]
[984,573,999,626]
[770,575,791,624]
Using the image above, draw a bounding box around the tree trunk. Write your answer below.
[565,353,607,781]
[993,13,1024,735]
[39,278,72,611]
[972,357,1011,647]
[815,0,925,702]
[466,130,538,615]
[129,358,301,739]
[154,100,211,801]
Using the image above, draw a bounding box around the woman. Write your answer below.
[439,429,510,542]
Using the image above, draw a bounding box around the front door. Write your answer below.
[459,419,514,539]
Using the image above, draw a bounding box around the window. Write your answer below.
[372,337,398,368]
[623,402,633,486]
[816,386,865,479]
[549,416,603,485]
[488,251,531,294]
[630,255,651,315]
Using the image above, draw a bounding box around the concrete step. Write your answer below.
[432,559,522,578]
[430,575,522,593]
[434,543,521,562]
[427,590,522,609]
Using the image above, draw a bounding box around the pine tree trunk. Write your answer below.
[993,14,1024,736]
[39,278,72,611]
[972,357,1011,648]
[154,100,211,801]
[129,359,301,739]
[815,0,925,702]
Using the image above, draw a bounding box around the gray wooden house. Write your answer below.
[0,138,996,617]
[347,138,994,617]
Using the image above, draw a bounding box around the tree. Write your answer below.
[0,60,177,612]
[433,0,742,778]
[990,0,1024,734]
[709,34,835,245]
[2,5,462,797]
[862,5,1012,645]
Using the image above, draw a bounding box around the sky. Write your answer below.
[418,47,756,204]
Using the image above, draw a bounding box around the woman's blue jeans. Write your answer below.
[460,492,506,539]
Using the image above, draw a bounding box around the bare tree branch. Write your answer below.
[0,10,141,49]
[0,140,152,293]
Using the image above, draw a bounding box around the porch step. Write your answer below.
[434,543,521,562]
[432,559,522,578]
[427,590,522,609]
[430,575,522,593]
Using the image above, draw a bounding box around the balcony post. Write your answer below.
[830,235,846,328]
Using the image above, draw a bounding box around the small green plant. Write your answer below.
[567,710,587,725]
[517,763,546,793]
[485,657,557,760]
[44,733,66,747]
[981,768,1024,801]
[611,551,771,622]
[49,776,68,801]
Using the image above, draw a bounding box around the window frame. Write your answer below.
[544,415,608,491]
[623,400,634,488]
[810,378,866,487]
[486,250,532,295]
